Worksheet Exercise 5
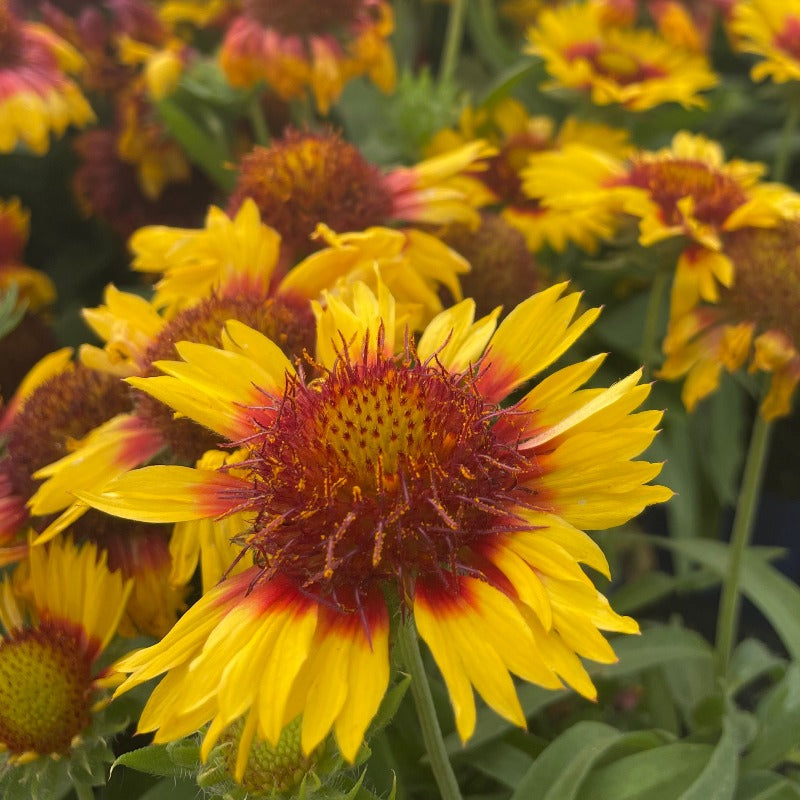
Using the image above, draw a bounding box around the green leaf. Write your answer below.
[156,98,236,191]
[735,771,800,800]
[138,777,204,800]
[678,715,742,800]
[744,663,800,770]
[728,639,786,695]
[112,743,187,779]
[576,743,715,800]
[469,740,536,788]
[370,674,412,736]
[511,722,623,800]
[616,534,800,662]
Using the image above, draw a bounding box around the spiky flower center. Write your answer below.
[4,366,131,501]
[135,292,315,461]
[243,0,363,36]
[227,130,393,258]
[0,625,92,755]
[243,354,530,605]
[623,158,747,228]
[722,222,800,345]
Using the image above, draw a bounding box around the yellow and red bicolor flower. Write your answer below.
[0,537,131,762]
[425,97,631,254]
[659,221,800,420]
[32,200,468,592]
[729,0,800,83]
[0,1,94,155]
[227,128,496,260]
[79,281,672,776]
[0,198,55,313]
[523,131,800,317]
[525,0,718,110]
[219,0,396,114]
[0,349,182,637]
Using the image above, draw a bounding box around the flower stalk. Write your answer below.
[439,0,468,87]
[396,617,464,800]
[715,410,773,676]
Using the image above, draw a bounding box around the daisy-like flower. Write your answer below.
[220,0,396,114]
[525,0,718,110]
[424,97,631,253]
[0,351,184,637]
[729,0,800,83]
[0,197,55,312]
[660,220,800,419]
[0,0,94,154]
[0,537,130,793]
[80,281,672,775]
[31,201,468,592]
[523,131,800,316]
[228,128,496,260]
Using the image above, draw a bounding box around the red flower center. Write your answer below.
[564,41,667,85]
[621,158,747,227]
[774,15,800,61]
[242,0,365,36]
[240,349,535,608]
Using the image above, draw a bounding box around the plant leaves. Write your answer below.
[112,744,187,779]
[510,721,623,800]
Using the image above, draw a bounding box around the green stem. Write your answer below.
[396,617,463,800]
[439,0,468,87]
[639,268,669,375]
[248,94,271,146]
[773,92,800,183]
[714,411,773,676]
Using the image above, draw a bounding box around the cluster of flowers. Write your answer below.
[0,0,798,797]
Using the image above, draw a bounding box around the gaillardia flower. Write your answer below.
[659,220,800,420]
[424,97,630,254]
[220,0,396,114]
[0,0,94,154]
[0,538,131,764]
[228,128,496,260]
[523,131,800,316]
[729,0,800,83]
[80,281,672,776]
[525,0,718,110]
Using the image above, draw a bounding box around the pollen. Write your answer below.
[242,352,530,603]
[0,625,92,755]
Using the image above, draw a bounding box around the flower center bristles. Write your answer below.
[238,347,534,610]
[243,0,364,36]
[4,366,132,502]
[722,222,800,345]
[622,158,747,227]
[135,292,315,462]
[0,625,92,755]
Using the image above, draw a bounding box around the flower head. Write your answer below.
[220,0,396,113]
[526,0,718,110]
[425,98,630,253]
[80,282,671,774]
[523,131,800,315]
[228,128,495,259]
[659,220,800,419]
[729,0,800,83]
[0,537,131,762]
[0,1,95,154]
